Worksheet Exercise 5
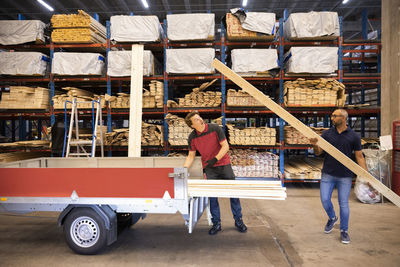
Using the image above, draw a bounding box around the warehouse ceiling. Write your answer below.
[1,0,381,39]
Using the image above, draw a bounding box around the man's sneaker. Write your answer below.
[234,218,247,233]
[324,216,338,233]
[341,230,351,244]
[208,222,221,235]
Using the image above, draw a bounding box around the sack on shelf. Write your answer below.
[284,47,338,74]
[107,50,161,77]
[0,20,45,45]
[284,11,339,40]
[231,49,278,75]
[166,48,215,74]
[167,13,215,41]
[110,15,161,42]
[52,52,105,75]
[0,52,48,76]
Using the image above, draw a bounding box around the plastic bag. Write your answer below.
[354,177,380,204]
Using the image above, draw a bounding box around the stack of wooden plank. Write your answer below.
[284,157,324,180]
[104,123,163,147]
[52,87,105,109]
[225,13,274,41]
[226,89,264,107]
[172,79,221,108]
[0,86,49,109]
[226,124,276,146]
[188,180,286,200]
[51,10,106,44]
[229,149,280,178]
[284,78,347,107]
[0,140,50,150]
[166,113,192,146]
[0,151,51,163]
[284,126,327,145]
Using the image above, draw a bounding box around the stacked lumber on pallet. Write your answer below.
[226,124,276,146]
[104,123,163,147]
[0,151,51,163]
[188,180,286,200]
[229,149,279,178]
[284,157,324,180]
[51,10,106,43]
[52,87,105,109]
[166,113,192,146]
[225,12,275,41]
[284,78,346,107]
[0,86,49,109]
[227,89,264,107]
[0,140,50,150]
[284,126,327,145]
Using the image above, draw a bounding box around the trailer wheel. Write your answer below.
[64,208,107,255]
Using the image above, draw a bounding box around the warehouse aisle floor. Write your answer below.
[0,186,399,267]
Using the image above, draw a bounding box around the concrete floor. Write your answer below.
[0,186,400,267]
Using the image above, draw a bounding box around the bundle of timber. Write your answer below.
[165,113,192,146]
[0,151,50,163]
[175,80,221,108]
[231,49,279,76]
[284,47,338,74]
[51,10,106,43]
[104,123,163,147]
[107,50,161,77]
[283,78,346,107]
[229,149,279,178]
[0,52,48,76]
[0,20,46,45]
[284,157,323,180]
[107,81,164,109]
[226,124,276,146]
[166,48,215,74]
[188,180,286,200]
[226,89,264,107]
[284,126,327,145]
[167,152,187,157]
[167,13,215,41]
[52,87,105,109]
[0,140,50,150]
[0,86,49,109]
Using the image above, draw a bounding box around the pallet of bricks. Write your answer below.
[52,87,105,109]
[104,122,163,147]
[284,126,327,145]
[167,79,221,108]
[283,78,347,107]
[51,10,106,43]
[226,89,264,107]
[165,114,192,146]
[284,157,324,180]
[226,124,276,146]
[107,81,164,109]
[229,149,279,178]
[0,86,49,109]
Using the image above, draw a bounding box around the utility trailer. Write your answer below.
[0,157,208,255]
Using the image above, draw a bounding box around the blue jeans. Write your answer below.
[210,197,242,224]
[320,173,353,231]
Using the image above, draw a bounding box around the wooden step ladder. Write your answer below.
[64,98,104,157]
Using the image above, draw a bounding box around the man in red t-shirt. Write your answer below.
[183,111,247,235]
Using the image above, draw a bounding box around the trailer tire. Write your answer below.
[64,208,108,255]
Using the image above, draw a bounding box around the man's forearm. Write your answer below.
[215,144,229,160]
[184,156,194,168]
[356,157,368,171]
[312,145,323,156]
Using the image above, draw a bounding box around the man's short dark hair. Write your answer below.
[185,110,200,128]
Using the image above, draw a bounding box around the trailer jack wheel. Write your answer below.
[64,208,108,255]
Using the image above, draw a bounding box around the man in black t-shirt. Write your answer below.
[51,114,65,157]
[310,109,368,244]
[183,111,247,235]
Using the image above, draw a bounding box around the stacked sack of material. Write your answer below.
[0,86,49,109]
[165,113,192,146]
[284,78,346,107]
[229,149,279,178]
[284,126,327,145]
[51,10,106,43]
[226,89,263,107]
[226,124,276,146]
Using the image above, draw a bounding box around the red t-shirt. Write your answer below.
[188,123,231,168]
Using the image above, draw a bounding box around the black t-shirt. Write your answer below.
[321,126,362,177]
[51,120,65,153]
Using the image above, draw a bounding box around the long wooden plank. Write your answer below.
[212,58,400,208]
[128,45,144,157]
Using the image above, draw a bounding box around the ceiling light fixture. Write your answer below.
[37,0,54,11]
[342,0,350,4]
[242,0,248,7]
[141,0,149,8]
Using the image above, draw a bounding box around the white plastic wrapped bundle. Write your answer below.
[0,20,45,45]
[284,11,339,40]
[231,49,278,73]
[110,15,161,42]
[52,52,105,75]
[167,13,215,41]
[0,52,48,75]
[166,48,215,74]
[239,12,276,35]
[107,50,157,77]
[285,47,338,74]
